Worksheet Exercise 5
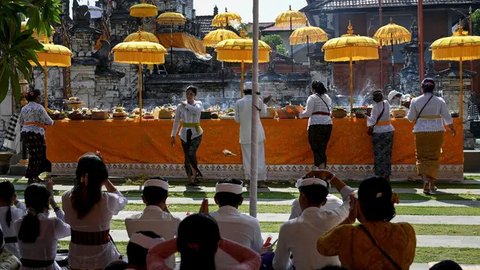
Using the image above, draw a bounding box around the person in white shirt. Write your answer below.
[298,81,333,170]
[388,90,403,107]
[0,225,21,270]
[14,182,70,270]
[171,86,204,186]
[18,89,54,184]
[0,181,26,258]
[209,179,263,268]
[407,78,456,195]
[125,178,180,268]
[273,170,355,270]
[367,90,395,180]
[62,152,128,269]
[234,82,270,187]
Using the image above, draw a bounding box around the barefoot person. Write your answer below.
[171,86,204,186]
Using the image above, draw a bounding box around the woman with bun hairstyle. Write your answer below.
[14,182,70,270]
[18,89,54,184]
[62,152,128,269]
[407,78,456,194]
[298,81,333,170]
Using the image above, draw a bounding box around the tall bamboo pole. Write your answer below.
[349,57,353,115]
[139,63,143,120]
[44,63,48,108]
[418,0,425,81]
[460,58,463,119]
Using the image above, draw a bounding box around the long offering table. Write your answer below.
[46,118,463,180]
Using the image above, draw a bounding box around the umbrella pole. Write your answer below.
[290,17,294,72]
[44,64,48,108]
[459,58,463,119]
[391,36,395,87]
[250,0,259,218]
[241,60,245,97]
[139,63,143,121]
[307,36,310,67]
[170,24,173,70]
[349,57,353,116]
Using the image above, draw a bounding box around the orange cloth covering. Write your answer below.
[157,32,207,56]
[45,118,463,165]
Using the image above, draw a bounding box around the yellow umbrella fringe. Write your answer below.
[129,3,158,18]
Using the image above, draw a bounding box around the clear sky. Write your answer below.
[77,0,308,23]
[193,1,308,23]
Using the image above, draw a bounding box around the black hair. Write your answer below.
[422,78,435,93]
[71,152,109,219]
[186,85,197,96]
[319,266,348,270]
[104,260,128,270]
[358,177,396,222]
[372,91,384,103]
[18,184,50,243]
[143,178,168,205]
[243,89,253,95]
[298,184,329,206]
[214,179,243,207]
[312,81,327,95]
[177,213,220,270]
[429,260,463,270]
[127,231,162,267]
[26,89,41,102]
[0,181,15,227]
[0,225,4,248]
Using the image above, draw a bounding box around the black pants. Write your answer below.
[307,124,333,167]
[181,130,202,179]
[21,131,51,180]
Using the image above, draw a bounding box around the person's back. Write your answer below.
[0,225,21,270]
[125,179,179,268]
[0,181,26,258]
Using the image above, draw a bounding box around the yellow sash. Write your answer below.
[376,120,391,126]
[183,122,201,133]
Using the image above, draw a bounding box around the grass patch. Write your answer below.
[396,206,480,216]
[412,224,480,236]
[415,247,480,264]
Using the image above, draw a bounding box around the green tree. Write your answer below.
[0,0,61,103]
[262,34,288,56]
[472,9,480,36]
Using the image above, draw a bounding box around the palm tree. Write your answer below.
[0,0,61,103]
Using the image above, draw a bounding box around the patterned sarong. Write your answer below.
[21,131,51,179]
[414,131,444,179]
[372,131,394,177]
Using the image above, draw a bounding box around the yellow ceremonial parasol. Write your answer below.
[290,25,328,62]
[112,35,166,119]
[157,12,186,68]
[431,22,480,118]
[124,30,159,43]
[32,38,72,108]
[322,22,379,113]
[203,29,240,47]
[275,5,308,71]
[215,38,271,94]
[129,2,158,18]
[211,8,242,28]
[374,18,411,87]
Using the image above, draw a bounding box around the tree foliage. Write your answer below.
[0,0,61,103]
[472,9,480,36]
[262,34,288,56]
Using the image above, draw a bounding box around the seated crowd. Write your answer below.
[0,152,463,270]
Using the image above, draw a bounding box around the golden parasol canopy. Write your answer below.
[211,8,242,27]
[431,22,480,118]
[203,29,240,48]
[290,26,328,45]
[373,19,411,46]
[30,39,72,108]
[129,3,158,18]
[112,41,166,119]
[157,12,186,26]
[322,22,379,113]
[215,38,271,93]
[124,30,159,43]
[274,5,308,28]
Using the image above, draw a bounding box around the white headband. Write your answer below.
[129,232,164,249]
[144,179,169,191]
[296,177,328,188]
[216,183,243,194]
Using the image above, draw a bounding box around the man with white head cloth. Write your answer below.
[125,178,180,269]
[209,179,263,268]
[273,170,356,270]
[234,81,270,187]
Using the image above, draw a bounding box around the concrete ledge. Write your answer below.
[464,150,480,173]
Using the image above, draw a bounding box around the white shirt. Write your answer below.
[62,190,128,269]
[210,206,263,268]
[299,94,333,126]
[0,202,26,258]
[234,95,267,144]
[407,93,453,133]
[273,186,354,270]
[14,210,70,270]
[367,100,394,133]
[19,102,54,137]
[125,205,181,269]
[171,101,203,142]
[289,194,343,220]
